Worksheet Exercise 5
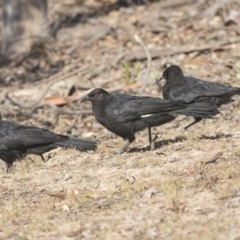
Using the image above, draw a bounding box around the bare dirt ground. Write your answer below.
[1,0,240,239]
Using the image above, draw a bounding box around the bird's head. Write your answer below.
[159,65,184,83]
[81,88,110,104]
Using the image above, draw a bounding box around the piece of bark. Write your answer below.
[1,0,48,58]
[121,40,240,62]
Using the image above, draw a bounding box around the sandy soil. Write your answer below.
[1,0,240,239]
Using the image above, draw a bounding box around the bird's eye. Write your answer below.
[94,93,99,98]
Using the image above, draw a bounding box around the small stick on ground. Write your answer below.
[203,152,223,165]
[152,131,163,142]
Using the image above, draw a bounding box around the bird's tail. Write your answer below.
[174,103,219,119]
[54,137,97,151]
[229,87,240,96]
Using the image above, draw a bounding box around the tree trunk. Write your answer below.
[1,0,48,58]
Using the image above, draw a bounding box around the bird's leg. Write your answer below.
[184,117,202,130]
[6,163,13,173]
[40,154,47,162]
[148,127,155,150]
[115,138,135,154]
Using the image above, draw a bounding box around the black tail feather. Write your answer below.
[53,137,97,151]
[230,87,240,96]
[174,103,219,119]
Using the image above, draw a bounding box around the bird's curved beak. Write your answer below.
[80,95,89,103]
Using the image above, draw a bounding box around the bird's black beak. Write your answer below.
[80,95,89,103]
[158,77,164,82]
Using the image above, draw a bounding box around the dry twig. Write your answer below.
[65,26,111,55]
[203,152,223,165]
[6,65,90,110]
[120,39,240,62]
[134,34,152,95]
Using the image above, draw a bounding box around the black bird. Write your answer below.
[160,65,240,129]
[0,117,97,172]
[81,88,218,154]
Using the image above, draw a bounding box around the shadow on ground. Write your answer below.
[129,136,187,153]
[128,133,233,153]
[199,133,232,140]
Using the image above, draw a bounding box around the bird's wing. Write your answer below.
[167,77,239,103]
[105,93,139,122]
[0,121,68,150]
[106,94,185,122]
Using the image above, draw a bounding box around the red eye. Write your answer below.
[94,93,99,97]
